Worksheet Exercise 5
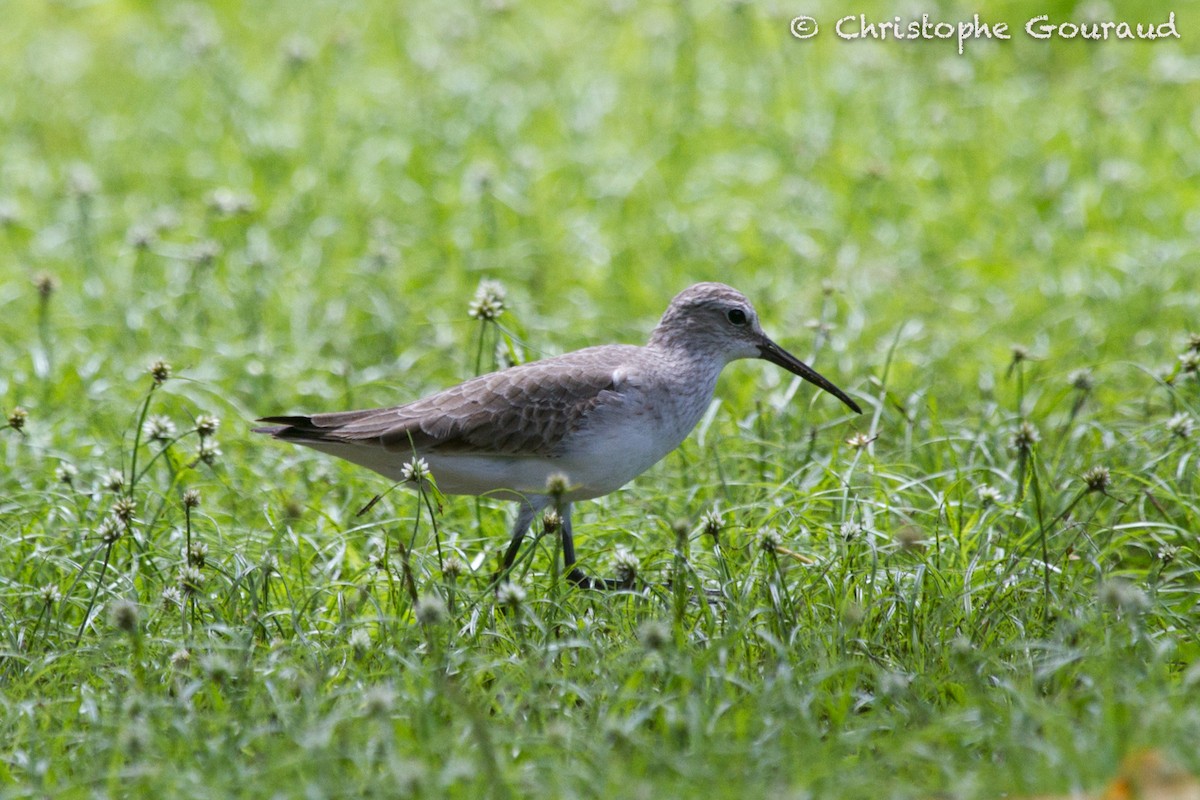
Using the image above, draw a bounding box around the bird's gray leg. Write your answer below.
[561,504,621,590]
[502,497,546,571]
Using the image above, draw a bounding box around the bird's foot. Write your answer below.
[566,568,634,591]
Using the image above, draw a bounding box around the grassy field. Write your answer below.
[2,0,1199,796]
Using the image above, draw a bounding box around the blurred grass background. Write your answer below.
[1,0,1199,796]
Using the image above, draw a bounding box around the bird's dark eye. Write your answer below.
[727,308,748,326]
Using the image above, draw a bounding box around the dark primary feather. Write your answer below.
[256,346,639,458]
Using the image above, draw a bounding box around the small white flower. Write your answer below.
[544,472,570,497]
[55,463,78,485]
[1082,466,1111,493]
[206,187,255,216]
[496,582,526,609]
[638,620,670,651]
[442,556,466,578]
[186,541,208,567]
[977,485,1003,506]
[1067,368,1095,391]
[400,456,430,484]
[148,359,172,385]
[700,506,722,539]
[102,468,126,493]
[349,628,371,655]
[467,279,506,321]
[197,440,222,465]
[1179,351,1200,375]
[1167,412,1194,439]
[845,432,874,449]
[364,685,396,717]
[98,517,123,544]
[758,528,783,553]
[414,594,449,626]
[39,584,61,605]
[178,566,204,595]
[1099,580,1149,614]
[1010,421,1040,452]
[195,414,220,438]
[143,415,176,442]
[612,548,640,583]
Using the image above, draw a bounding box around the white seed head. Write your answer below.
[1099,579,1149,614]
[1010,421,1040,452]
[197,440,222,465]
[110,498,136,523]
[1180,352,1200,375]
[143,415,176,442]
[364,685,396,717]
[68,164,99,198]
[39,584,61,605]
[467,279,507,320]
[349,628,371,655]
[1082,466,1111,493]
[442,555,466,579]
[414,594,449,626]
[758,528,783,553]
[109,599,140,634]
[846,432,873,449]
[496,581,526,609]
[1167,413,1194,439]
[98,516,123,544]
[187,541,208,568]
[700,507,722,540]
[400,456,430,484]
[612,548,640,583]
[206,187,255,216]
[148,359,172,385]
[977,485,1003,507]
[162,586,182,609]
[126,224,157,250]
[544,472,570,497]
[1067,368,1095,391]
[5,405,27,433]
[178,566,204,595]
[55,463,78,485]
[637,619,671,652]
[102,468,126,493]
[195,414,220,438]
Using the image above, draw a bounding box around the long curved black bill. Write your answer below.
[758,336,862,414]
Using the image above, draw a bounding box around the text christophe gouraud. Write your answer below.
[789,12,1180,54]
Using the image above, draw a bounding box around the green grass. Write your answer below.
[2,0,1199,796]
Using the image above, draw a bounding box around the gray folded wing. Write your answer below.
[256,346,636,458]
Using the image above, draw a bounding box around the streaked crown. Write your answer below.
[647,282,765,361]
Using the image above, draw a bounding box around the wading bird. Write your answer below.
[256,282,861,588]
